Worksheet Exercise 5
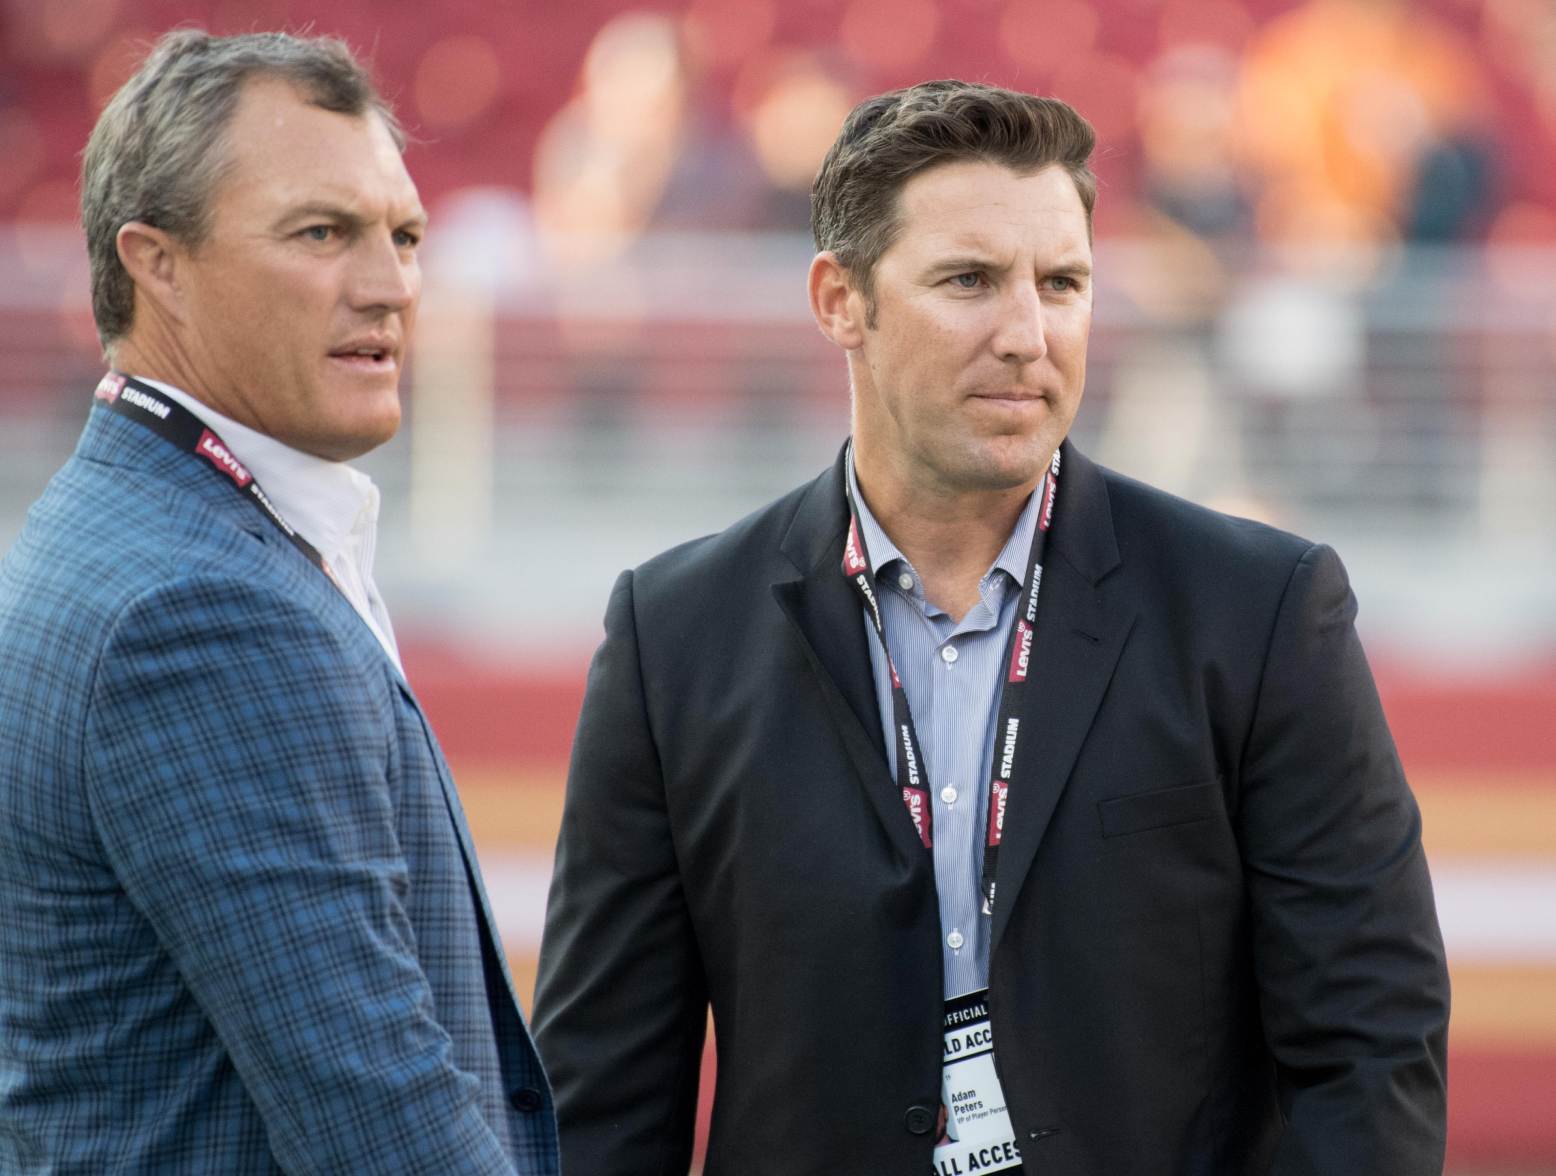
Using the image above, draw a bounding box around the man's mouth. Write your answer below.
[971,390,1044,404]
[328,340,396,370]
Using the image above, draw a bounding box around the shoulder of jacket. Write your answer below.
[12,455,310,633]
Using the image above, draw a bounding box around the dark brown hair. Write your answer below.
[811,80,1096,319]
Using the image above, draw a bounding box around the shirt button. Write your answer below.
[897,572,915,592]
[940,785,958,804]
[940,645,959,665]
[946,929,965,951]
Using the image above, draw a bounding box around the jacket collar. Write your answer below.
[772,438,1134,946]
[777,439,1119,587]
[73,399,269,540]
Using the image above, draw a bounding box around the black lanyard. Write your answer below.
[92,372,340,591]
[842,445,1060,915]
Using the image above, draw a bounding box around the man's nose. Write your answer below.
[993,281,1047,364]
[349,232,418,312]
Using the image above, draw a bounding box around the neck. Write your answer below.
[111,326,206,404]
[111,308,256,437]
[853,448,1037,622]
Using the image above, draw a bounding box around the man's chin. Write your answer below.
[297,415,400,463]
[947,441,1056,494]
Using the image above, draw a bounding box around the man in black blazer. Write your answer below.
[534,81,1448,1175]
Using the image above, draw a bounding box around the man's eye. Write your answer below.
[300,225,334,242]
[951,272,984,289]
[393,229,422,248]
[1047,275,1077,292]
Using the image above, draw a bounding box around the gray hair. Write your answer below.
[81,28,404,354]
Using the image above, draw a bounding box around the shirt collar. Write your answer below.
[845,446,1041,588]
[134,376,379,559]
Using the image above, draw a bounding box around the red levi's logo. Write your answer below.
[196,430,252,487]
[1007,619,1034,682]
[1039,471,1058,532]
[94,373,125,403]
[902,786,931,847]
[843,518,868,575]
[988,780,1009,845]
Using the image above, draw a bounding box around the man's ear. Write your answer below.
[808,251,867,350]
[115,221,188,325]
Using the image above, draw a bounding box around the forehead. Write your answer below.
[886,160,1091,262]
[210,77,419,217]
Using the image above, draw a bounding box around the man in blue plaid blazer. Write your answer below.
[0,31,557,1174]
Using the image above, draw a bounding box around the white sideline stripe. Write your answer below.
[1430,861,1556,961]
[480,853,1556,963]
[482,856,555,953]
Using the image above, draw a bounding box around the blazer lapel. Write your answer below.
[394,678,525,1003]
[770,452,927,865]
[84,395,529,1004]
[991,443,1136,951]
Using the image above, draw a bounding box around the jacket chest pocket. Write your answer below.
[1098,779,1223,839]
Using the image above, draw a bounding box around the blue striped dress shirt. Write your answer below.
[847,457,1042,1000]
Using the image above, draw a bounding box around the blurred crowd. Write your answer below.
[4,0,1555,260]
[4,0,1555,579]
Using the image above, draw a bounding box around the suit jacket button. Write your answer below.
[510,1086,545,1113]
[904,1104,935,1135]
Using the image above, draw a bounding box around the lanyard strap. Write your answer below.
[842,446,1060,915]
[92,372,340,589]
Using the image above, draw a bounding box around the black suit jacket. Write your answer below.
[534,442,1448,1176]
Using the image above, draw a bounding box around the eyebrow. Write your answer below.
[922,255,1093,279]
[917,255,995,283]
[276,201,429,231]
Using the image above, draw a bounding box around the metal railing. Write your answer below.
[2,228,1551,665]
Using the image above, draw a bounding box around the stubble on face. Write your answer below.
[847,160,1093,511]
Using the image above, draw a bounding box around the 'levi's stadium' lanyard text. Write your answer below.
[842,443,1060,916]
[92,372,341,592]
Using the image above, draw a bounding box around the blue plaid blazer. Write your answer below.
[0,403,559,1174]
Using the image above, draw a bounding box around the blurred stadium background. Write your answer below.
[3,0,1554,1169]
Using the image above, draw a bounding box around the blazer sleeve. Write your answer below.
[1237,543,1450,1174]
[81,575,518,1176]
[533,569,709,1176]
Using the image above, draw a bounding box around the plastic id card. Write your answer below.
[934,989,1023,1174]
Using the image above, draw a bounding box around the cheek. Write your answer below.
[919,298,980,334]
[903,309,981,367]
[1051,317,1091,365]
[246,306,300,355]
[207,278,285,345]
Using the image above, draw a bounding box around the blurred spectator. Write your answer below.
[531,12,692,264]
[529,13,853,247]
[726,49,855,231]
[1404,134,1496,241]
[1139,44,1253,243]
[1236,0,1497,246]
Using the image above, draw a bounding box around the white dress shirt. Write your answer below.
[137,377,403,673]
